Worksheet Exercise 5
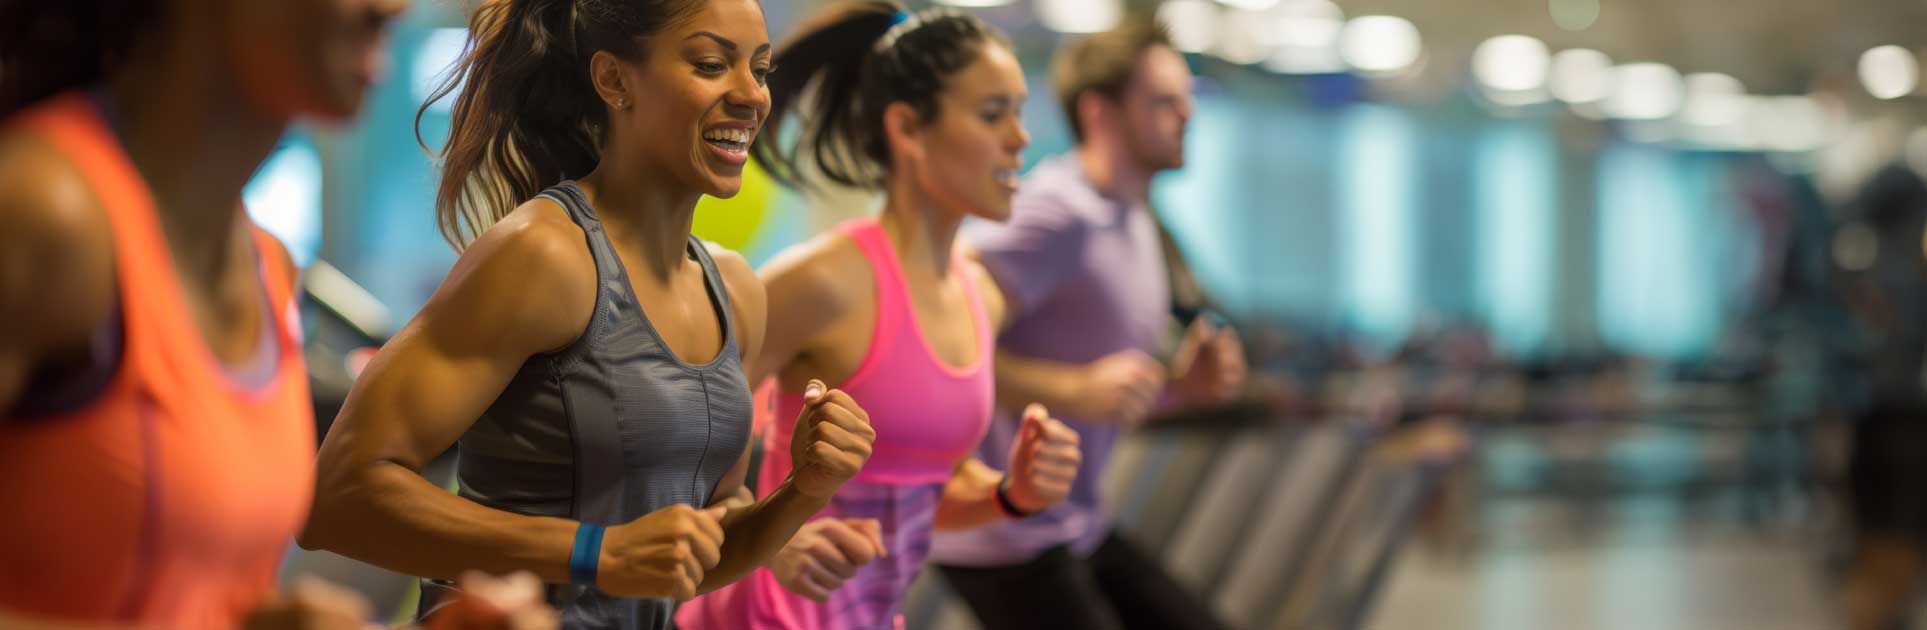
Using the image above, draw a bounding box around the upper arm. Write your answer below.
[315,202,595,477]
[748,237,858,386]
[703,243,769,505]
[706,243,767,381]
[0,134,114,417]
[969,196,1084,319]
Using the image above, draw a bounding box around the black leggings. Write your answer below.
[935,531,1228,630]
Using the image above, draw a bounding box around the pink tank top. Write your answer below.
[677,218,994,630]
[768,218,995,485]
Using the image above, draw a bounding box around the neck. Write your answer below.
[576,147,704,282]
[1076,139,1152,206]
[108,19,289,280]
[878,173,964,279]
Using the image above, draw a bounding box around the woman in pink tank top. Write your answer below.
[675,4,1083,629]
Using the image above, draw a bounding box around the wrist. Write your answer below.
[994,475,1038,518]
[776,477,835,509]
[570,522,606,586]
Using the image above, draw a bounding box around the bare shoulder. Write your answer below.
[419,197,597,354]
[756,229,871,310]
[699,241,765,344]
[0,130,116,352]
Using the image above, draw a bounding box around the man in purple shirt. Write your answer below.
[928,17,1245,630]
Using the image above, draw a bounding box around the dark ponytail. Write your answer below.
[753,2,1009,190]
[0,0,158,117]
[420,0,701,249]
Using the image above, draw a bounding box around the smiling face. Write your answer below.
[899,42,1031,222]
[611,0,773,198]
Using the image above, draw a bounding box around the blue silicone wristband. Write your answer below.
[570,523,605,586]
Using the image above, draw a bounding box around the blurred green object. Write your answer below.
[692,159,774,252]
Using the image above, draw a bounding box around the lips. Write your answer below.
[702,126,753,153]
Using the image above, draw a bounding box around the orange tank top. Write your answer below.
[0,93,316,628]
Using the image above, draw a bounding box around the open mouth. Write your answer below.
[703,127,753,154]
[994,168,1019,190]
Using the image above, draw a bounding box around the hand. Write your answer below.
[1003,404,1081,513]
[788,380,876,499]
[242,577,371,630]
[424,571,559,630]
[599,503,728,601]
[1074,349,1165,424]
[769,518,887,602]
[1171,318,1246,405]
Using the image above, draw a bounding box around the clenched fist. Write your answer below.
[598,503,727,601]
[788,380,876,499]
[1003,404,1081,513]
[1076,350,1166,425]
[770,517,887,602]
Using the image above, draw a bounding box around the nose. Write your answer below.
[726,66,771,121]
[1008,118,1031,153]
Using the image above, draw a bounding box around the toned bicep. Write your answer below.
[322,318,528,471]
[316,210,593,475]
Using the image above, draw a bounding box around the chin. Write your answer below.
[978,200,1014,222]
[704,180,744,199]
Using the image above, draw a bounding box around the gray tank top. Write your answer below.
[432,181,753,630]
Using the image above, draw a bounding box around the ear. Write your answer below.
[588,50,632,112]
[1075,92,1111,137]
[882,101,925,163]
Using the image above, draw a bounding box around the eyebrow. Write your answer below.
[983,94,1026,107]
[688,31,773,56]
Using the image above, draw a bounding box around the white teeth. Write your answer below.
[704,128,752,144]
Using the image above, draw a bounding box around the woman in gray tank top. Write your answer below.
[298,1,878,629]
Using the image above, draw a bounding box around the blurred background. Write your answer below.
[266,0,1927,628]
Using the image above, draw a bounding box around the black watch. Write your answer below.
[995,475,1037,518]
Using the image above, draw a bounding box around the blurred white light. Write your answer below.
[1218,0,1281,10]
[1749,95,1828,152]
[1159,0,1220,53]
[1340,15,1421,76]
[413,28,470,113]
[1263,0,1343,47]
[1602,62,1683,120]
[1548,48,1612,104]
[1859,45,1919,100]
[1266,44,1346,74]
[1214,9,1274,65]
[1681,72,1746,128]
[1260,0,1344,73]
[1473,35,1551,93]
[243,141,323,267]
[1039,0,1122,34]
[934,0,1012,6]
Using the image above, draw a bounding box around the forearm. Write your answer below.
[699,478,831,593]
[301,461,577,584]
[934,459,1006,531]
[993,350,1086,416]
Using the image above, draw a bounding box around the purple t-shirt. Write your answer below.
[928,154,1171,566]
